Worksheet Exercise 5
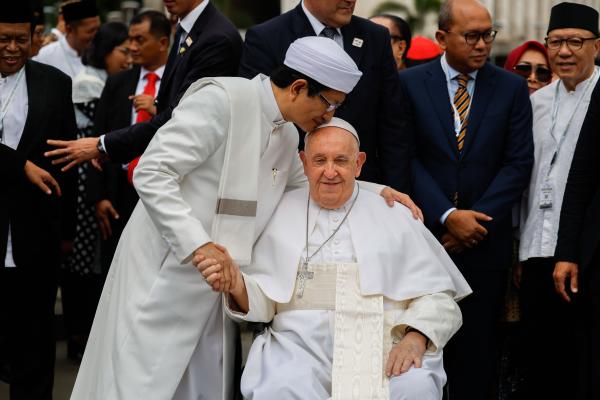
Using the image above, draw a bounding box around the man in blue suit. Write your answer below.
[239,0,411,192]
[398,0,533,398]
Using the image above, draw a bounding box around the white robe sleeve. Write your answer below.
[133,86,229,263]
[391,291,462,352]
[224,272,276,323]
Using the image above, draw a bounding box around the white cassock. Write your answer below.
[70,74,306,400]
[227,186,472,400]
[71,74,384,400]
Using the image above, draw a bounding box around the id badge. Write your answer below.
[539,183,553,209]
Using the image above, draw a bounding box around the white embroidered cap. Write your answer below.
[308,117,360,146]
[284,36,362,94]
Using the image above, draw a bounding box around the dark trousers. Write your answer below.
[577,255,600,400]
[520,257,579,400]
[444,266,507,400]
[0,266,57,400]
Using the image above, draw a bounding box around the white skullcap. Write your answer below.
[307,117,360,146]
[284,36,362,94]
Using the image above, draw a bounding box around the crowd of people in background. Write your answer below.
[1,0,600,399]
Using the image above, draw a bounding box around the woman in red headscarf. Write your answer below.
[504,40,553,94]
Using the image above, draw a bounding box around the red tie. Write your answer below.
[128,72,159,184]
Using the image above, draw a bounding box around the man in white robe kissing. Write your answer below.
[199,118,472,400]
[72,36,421,400]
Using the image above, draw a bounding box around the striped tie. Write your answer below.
[453,74,470,152]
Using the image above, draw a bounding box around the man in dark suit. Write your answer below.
[87,10,170,271]
[555,81,600,400]
[45,0,242,168]
[398,1,533,398]
[0,5,77,399]
[239,0,411,192]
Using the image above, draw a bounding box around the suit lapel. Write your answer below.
[17,62,44,155]
[120,67,140,126]
[463,62,496,157]
[161,3,213,93]
[425,61,459,158]
[341,19,364,67]
[290,4,318,38]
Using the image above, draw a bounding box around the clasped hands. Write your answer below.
[441,209,493,253]
[192,243,242,293]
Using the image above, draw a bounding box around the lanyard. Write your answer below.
[0,67,25,143]
[546,68,598,176]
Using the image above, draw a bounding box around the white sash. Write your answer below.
[179,77,262,265]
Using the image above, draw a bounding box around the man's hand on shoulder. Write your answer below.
[45,137,102,172]
[380,187,424,221]
[444,209,492,247]
[385,330,428,377]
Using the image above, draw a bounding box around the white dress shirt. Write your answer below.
[301,0,344,47]
[131,65,166,125]
[33,34,83,79]
[439,54,478,224]
[1,67,29,267]
[519,67,600,261]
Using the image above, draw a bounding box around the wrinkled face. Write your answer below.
[163,0,203,18]
[67,16,100,54]
[546,28,600,90]
[370,16,406,70]
[105,40,132,75]
[516,48,552,93]
[287,80,346,132]
[300,127,366,209]
[30,24,45,57]
[303,0,356,28]
[129,20,168,68]
[0,23,30,76]
[436,1,493,73]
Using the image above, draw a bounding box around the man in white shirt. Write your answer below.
[34,0,100,79]
[199,118,471,400]
[518,3,600,399]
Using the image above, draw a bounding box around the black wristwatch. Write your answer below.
[97,136,106,154]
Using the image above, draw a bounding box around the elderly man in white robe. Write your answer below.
[199,118,472,400]
[519,3,600,398]
[71,36,420,400]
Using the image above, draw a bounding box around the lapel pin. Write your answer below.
[352,38,363,48]
[179,47,186,54]
[185,36,193,47]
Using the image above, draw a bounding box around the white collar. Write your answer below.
[441,53,478,81]
[179,0,209,35]
[0,65,25,83]
[558,65,600,95]
[140,64,166,80]
[301,0,342,37]
[258,74,285,127]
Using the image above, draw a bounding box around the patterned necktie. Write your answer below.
[128,72,160,184]
[453,74,470,152]
[136,72,159,123]
[320,27,337,40]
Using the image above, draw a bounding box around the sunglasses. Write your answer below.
[513,63,552,83]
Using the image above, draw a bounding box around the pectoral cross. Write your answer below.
[296,262,314,298]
